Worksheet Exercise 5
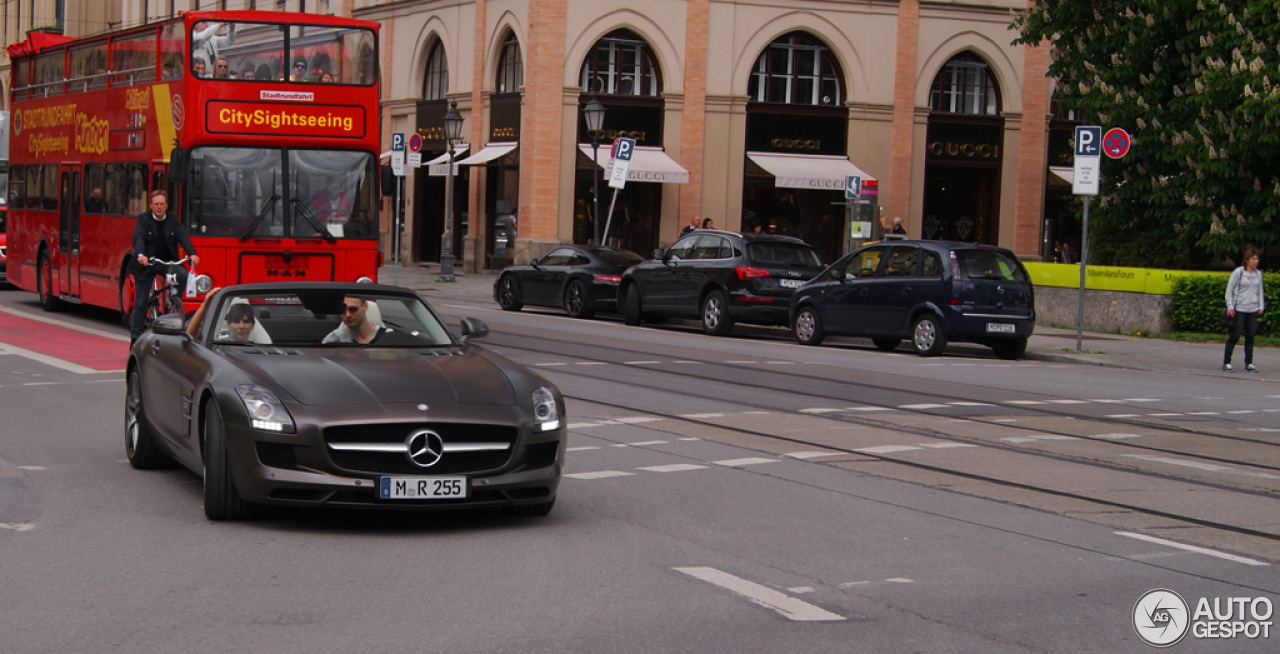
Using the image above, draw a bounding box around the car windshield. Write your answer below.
[955,249,1029,283]
[210,290,455,348]
[746,242,823,267]
[599,249,643,266]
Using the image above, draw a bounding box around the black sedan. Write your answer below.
[494,245,643,318]
[125,282,566,520]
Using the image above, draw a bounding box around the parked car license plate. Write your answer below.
[779,279,805,288]
[985,322,1016,334]
[379,476,468,499]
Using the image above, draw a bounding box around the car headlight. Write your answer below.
[532,386,560,432]
[236,385,296,433]
[194,274,214,295]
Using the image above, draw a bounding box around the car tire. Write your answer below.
[124,369,171,469]
[991,337,1028,361]
[701,290,735,336]
[911,314,947,357]
[563,279,594,319]
[622,285,643,326]
[872,338,902,352]
[203,400,253,521]
[37,251,60,312]
[496,275,523,311]
[508,498,555,517]
[793,306,825,346]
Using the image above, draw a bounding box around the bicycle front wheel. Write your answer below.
[165,292,186,317]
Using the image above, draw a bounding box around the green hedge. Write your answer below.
[1170,273,1279,335]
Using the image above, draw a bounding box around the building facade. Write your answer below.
[3,1,1065,270]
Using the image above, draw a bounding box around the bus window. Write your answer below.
[34,50,65,97]
[288,24,376,84]
[41,165,59,211]
[84,164,105,214]
[12,59,30,100]
[25,166,41,210]
[70,41,109,92]
[126,163,148,216]
[112,29,157,86]
[9,165,25,210]
[160,23,185,80]
[291,149,376,238]
[190,147,284,237]
[105,163,126,215]
[191,21,239,78]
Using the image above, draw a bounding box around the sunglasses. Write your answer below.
[295,63,307,69]
[342,305,362,314]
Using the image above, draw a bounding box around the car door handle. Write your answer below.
[901,286,912,294]
[151,341,161,355]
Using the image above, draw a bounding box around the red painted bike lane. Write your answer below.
[0,311,128,372]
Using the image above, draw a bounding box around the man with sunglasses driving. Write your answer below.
[323,296,382,344]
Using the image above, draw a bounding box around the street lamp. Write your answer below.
[439,99,464,281]
[583,98,606,245]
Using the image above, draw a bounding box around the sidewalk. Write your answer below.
[380,263,1274,380]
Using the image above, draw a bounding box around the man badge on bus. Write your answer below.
[130,190,199,344]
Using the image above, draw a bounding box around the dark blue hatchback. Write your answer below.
[789,240,1035,359]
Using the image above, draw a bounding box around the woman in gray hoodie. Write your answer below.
[1223,247,1265,372]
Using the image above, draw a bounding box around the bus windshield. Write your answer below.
[191,20,376,84]
[187,148,376,240]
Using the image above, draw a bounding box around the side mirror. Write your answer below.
[169,145,189,183]
[459,317,489,343]
[380,164,396,197]
[151,314,187,336]
[652,248,665,260]
[529,257,540,268]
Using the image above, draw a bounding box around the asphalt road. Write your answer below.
[1,283,1277,652]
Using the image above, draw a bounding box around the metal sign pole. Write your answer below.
[1075,195,1089,352]
[392,176,401,286]
[602,189,620,246]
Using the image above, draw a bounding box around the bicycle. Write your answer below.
[140,257,190,330]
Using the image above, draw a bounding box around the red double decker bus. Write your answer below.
[5,11,381,316]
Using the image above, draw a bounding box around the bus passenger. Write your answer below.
[291,58,309,81]
[213,57,231,79]
[192,60,206,77]
[241,67,256,80]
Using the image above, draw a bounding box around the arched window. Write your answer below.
[929,52,1000,115]
[422,41,447,100]
[748,32,843,106]
[496,33,522,94]
[580,30,660,97]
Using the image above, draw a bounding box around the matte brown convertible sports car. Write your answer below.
[125,282,566,520]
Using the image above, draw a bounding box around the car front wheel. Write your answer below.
[496,275,523,311]
[701,290,734,336]
[911,315,947,356]
[622,285,643,326]
[125,369,170,469]
[793,307,824,346]
[204,400,253,521]
[563,279,594,319]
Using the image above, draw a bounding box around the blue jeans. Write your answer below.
[1223,311,1260,366]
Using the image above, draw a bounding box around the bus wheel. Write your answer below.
[118,275,137,326]
[37,252,60,312]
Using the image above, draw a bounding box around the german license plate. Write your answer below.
[379,476,468,499]
[985,322,1016,334]
[779,279,805,288]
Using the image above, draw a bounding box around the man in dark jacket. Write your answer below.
[130,190,199,343]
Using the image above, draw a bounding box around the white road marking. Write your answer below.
[21,382,60,386]
[630,440,669,446]
[681,413,725,419]
[785,451,841,459]
[800,408,846,414]
[1122,455,1230,472]
[948,401,994,407]
[18,465,46,471]
[1116,532,1268,566]
[672,360,700,364]
[640,464,707,473]
[725,360,758,364]
[1185,411,1220,416]
[615,416,663,424]
[919,442,977,449]
[1123,398,1162,403]
[1047,399,1089,404]
[855,445,921,454]
[623,360,662,365]
[567,446,601,452]
[1226,410,1256,414]
[0,343,112,375]
[1005,400,1046,405]
[534,362,567,367]
[1146,413,1181,417]
[0,523,36,532]
[1104,414,1140,418]
[848,406,893,412]
[713,457,778,467]
[838,577,915,589]
[1087,399,1126,404]
[1093,433,1143,440]
[898,403,947,410]
[673,567,845,622]
[576,361,607,366]
[565,470,635,480]
[1002,435,1079,444]
[763,360,794,365]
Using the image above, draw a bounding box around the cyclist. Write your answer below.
[130,190,199,344]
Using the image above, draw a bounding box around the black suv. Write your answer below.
[618,230,825,335]
[789,240,1035,358]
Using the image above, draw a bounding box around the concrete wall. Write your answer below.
[1034,287,1173,334]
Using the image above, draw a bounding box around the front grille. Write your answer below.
[325,423,519,475]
